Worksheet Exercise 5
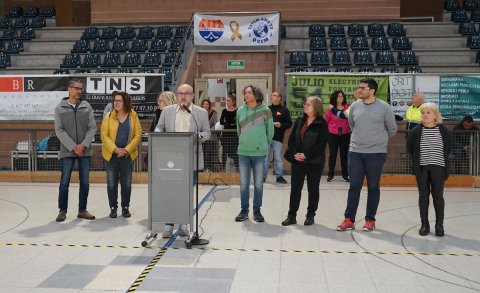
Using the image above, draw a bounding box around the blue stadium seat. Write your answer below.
[476,50,480,63]
[375,50,395,65]
[130,39,147,52]
[160,67,173,82]
[0,52,12,67]
[138,26,154,39]
[157,26,173,39]
[174,26,187,38]
[332,51,351,65]
[404,66,423,73]
[0,18,12,29]
[335,67,353,73]
[138,68,154,73]
[96,68,111,73]
[150,38,167,52]
[353,51,374,65]
[459,22,478,35]
[12,17,29,28]
[41,6,56,17]
[308,24,326,37]
[91,39,109,53]
[348,23,365,36]
[330,37,348,50]
[471,9,480,22]
[280,25,287,38]
[289,51,308,66]
[358,66,376,73]
[143,52,161,67]
[110,39,128,52]
[372,36,390,50]
[74,68,90,74]
[82,27,99,40]
[169,38,184,51]
[392,36,411,50]
[17,27,35,40]
[312,67,330,72]
[309,37,328,50]
[397,50,418,65]
[8,7,23,18]
[122,53,141,67]
[387,23,406,36]
[381,66,399,73]
[467,35,480,48]
[350,36,369,50]
[71,40,90,53]
[30,16,46,28]
[445,0,461,11]
[53,68,70,75]
[451,10,469,22]
[25,7,40,18]
[290,67,308,73]
[310,51,330,66]
[61,53,81,68]
[463,0,479,11]
[118,26,136,39]
[82,53,101,67]
[5,40,23,53]
[102,53,121,68]
[117,68,133,73]
[100,27,118,39]
[0,40,4,52]
[328,24,346,37]
[1,28,17,40]
[368,23,385,36]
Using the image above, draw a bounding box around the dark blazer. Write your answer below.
[284,115,328,165]
[406,124,452,179]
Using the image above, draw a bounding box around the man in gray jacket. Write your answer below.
[54,79,97,222]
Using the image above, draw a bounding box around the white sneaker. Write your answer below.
[178,224,189,237]
[162,225,173,238]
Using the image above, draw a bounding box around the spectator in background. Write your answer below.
[54,79,97,222]
[201,98,219,172]
[282,96,328,226]
[325,90,351,182]
[405,92,424,131]
[264,91,292,184]
[220,93,239,171]
[452,115,479,174]
[101,92,142,218]
[149,91,177,132]
[235,85,274,223]
[336,78,397,232]
[407,102,452,237]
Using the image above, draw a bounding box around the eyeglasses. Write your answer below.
[69,86,83,91]
[357,86,369,90]
[177,92,193,97]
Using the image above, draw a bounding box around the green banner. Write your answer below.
[286,75,389,119]
[439,76,480,120]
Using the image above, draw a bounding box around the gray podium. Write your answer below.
[142,132,195,246]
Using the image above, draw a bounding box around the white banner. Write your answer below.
[193,13,279,46]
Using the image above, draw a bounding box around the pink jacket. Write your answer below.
[325,105,351,135]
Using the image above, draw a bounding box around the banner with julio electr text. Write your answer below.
[193,13,279,46]
[286,75,389,119]
[0,74,164,121]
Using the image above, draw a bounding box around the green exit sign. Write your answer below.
[227,60,245,70]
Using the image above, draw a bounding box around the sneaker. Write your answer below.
[276,176,288,184]
[56,210,66,222]
[253,210,265,222]
[336,218,355,231]
[109,207,117,218]
[77,210,95,220]
[343,177,350,182]
[235,209,249,222]
[162,225,173,238]
[327,177,333,182]
[178,224,189,237]
[122,207,131,218]
[362,220,376,232]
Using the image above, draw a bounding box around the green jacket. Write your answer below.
[236,103,274,156]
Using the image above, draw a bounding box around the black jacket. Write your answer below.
[149,109,162,132]
[269,104,292,142]
[284,116,328,165]
[406,124,452,179]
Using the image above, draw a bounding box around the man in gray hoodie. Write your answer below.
[54,79,97,222]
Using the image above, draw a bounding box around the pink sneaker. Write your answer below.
[336,218,355,231]
[362,220,376,232]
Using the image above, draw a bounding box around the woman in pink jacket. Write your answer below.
[325,90,351,182]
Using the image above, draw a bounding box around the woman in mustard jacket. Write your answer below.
[101,92,142,218]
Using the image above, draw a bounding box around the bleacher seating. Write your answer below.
[290,67,308,72]
[102,53,121,68]
[289,51,308,66]
[354,51,374,65]
[143,52,161,67]
[467,35,480,48]
[350,36,369,50]
[0,40,4,52]
[150,38,167,52]
[82,53,101,67]
[463,0,479,10]
[367,23,386,36]
[160,67,173,82]
[347,24,365,36]
[309,37,327,50]
[476,50,480,63]
[110,39,128,52]
[0,18,12,29]
[397,50,418,65]
[122,53,141,67]
[451,10,469,22]
[8,7,23,18]
[61,53,81,68]
[25,7,40,18]
[471,9,480,22]
[328,24,346,37]
[308,24,326,37]
[459,22,477,35]
[387,23,406,36]
[371,36,390,50]
[41,6,56,17]
[169,38,184,51]
[335,67,353,72]
[1,28,17,40]
[358,66,376,73]
[392,36,411,50]
[118,26,136,39]
[310,51,330,66]
[117,68,133,73]
[375,50,395,65]
[332,51,351,65]
[381,66,399,73]
[138,26,154,39]
[157,26,173,39]
[174,26,187,38]
[404,66,423,73]
[96,68,111,73]
[138,68,154,73]
[30,16,46,28]
[91,39,109,53]
[130,39,147,52]
[72,40,89,53]
[5,40,23,53]
[17,27,35,40]
[280,25,287,38]
[330,37,348,50]
[100,27,117,39]
[74,68,90,74]
[12,17,29,28]
[82,27,99,40]
[445,0,461,11]
[0,52,12,67]
[164,52,180,66]
[53,68,69,74]
[312,67,330,72]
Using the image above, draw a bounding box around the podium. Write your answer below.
[142,132,195,246]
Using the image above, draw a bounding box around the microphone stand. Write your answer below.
[183,104,209,247]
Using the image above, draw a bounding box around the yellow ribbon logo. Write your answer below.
[230,21,242,41]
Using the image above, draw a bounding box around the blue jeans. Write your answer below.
[105,155,133,209]
[264,140,284,178]
[58,156,91,212]
[344,152,386,222]
[239,155,266,212]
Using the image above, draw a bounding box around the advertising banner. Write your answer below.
[193,13,279,46]
[439,76,480,120]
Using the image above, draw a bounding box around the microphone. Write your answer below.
[182,104,191,113]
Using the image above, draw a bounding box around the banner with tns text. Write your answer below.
[193,13,280,46]
[0,74,163,121]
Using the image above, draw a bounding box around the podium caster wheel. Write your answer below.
[185,240,192,249]
[141,241,147,247]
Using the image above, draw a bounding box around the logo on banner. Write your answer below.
[248,17,274,44]
[198,18,224,43]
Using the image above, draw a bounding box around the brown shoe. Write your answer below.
[77,210,95,220]
[56,210,66,222]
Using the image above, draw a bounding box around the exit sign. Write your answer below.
[227,60,245,70]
